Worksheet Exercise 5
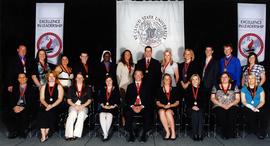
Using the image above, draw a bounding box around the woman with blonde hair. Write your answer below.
[161,49,179,87]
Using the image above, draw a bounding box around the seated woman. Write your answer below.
[65,72,92,140]
[156,73,179,140]
[186,74,205,141]
[241,74,267,139]
[98,76,120,141]
[37,71,64,142]
[211,72,240,139]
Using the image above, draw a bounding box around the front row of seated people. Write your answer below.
[6,70,268,142]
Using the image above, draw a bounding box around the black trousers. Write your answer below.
[188,108,203,135]
[243,106,268,135]
[5,109,29,135]
[213,106,238,138]
[124,107,152,135]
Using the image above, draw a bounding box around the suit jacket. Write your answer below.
[73,61,94,86]
[10,83,36,112]
[7,55,33,87]
[135,58,161,91]
[126,81,151,108]
[178,60,199,84]
[94,61,117,90]
[201,58,220,91]
[98,86,120,113]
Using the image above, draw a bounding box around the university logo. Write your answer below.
[37,32,63,58]
[133,15,168,47]
[238,33,264,58]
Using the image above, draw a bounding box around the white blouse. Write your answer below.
[116,62,134,92]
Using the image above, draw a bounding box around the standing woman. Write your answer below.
[241,74,267,139]
[55,55,74,89]
[116,49,134,126]
[32,49,53,90]
[98,76,120,141]
[178,48,197,91]
[156,73,179,140]
[186,74,205,141]
[65,72,92,140]
[241,52,266,87]
[211,72,240,139]
[37,71,64,142]
[161,50,179,87]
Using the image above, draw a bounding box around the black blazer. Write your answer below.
[98,86,120,113]
[135,58,162,90]
[94,61,117,90]
[185,85,205,109]
[67,85,92,105]
[7,55,33,87]
[126,81,151,108]
[156,87,179,107]
[200,58,219,91]
[10,83,36,112]
[73,62,94,86]
[178,61,199,84]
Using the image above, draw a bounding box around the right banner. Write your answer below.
[237,3,266,66]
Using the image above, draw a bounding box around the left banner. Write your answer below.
[35,3,64,65]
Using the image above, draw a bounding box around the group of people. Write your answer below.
[3,43,268,143]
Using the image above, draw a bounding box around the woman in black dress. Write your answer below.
[156,73,179,140]
[98,76,120,141]
[186,74,205,141]
[37,71,64,142]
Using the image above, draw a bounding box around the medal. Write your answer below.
[192,86,199,106]
[48,83,55,102]
[145,70,149,73]
[251,100,254,104]
[86,75,89,78]
[50,98,53,101]
[168,102,170,105]
[224,95,228,99]
[184,74,187,77]
[224,68,227,72]
[224,56,232,72]
[249,86,257,105]
[106,102,109,106]
[106,72,109,76]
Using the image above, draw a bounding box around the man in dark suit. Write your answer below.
[200,46,219,107]
[7,44,33,93]
[124,70,152,143]
[73,51,94,88]
[135,46,161,119]
[6,73,36,138]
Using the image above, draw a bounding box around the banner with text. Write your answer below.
[237,3,266,66]
[117,1,185,63]
[35,3,64,65]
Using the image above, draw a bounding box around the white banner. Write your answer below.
[117,1,185,63]
[237,3,266,66]
[35,3,64,65]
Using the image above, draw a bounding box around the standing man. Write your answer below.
[220,44,241,87]
[200,46,219,107]
[135,46,161,108]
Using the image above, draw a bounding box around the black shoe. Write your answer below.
[128,134,135,142]
[102,136,109,141]
[193,134,198,141]
[8,131,18,139]
[140,134,147,143]
[257,133,266,140]
[198,135,203,141]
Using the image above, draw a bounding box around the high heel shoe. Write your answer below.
[163,133,170,140]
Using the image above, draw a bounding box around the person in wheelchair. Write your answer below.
[6,73,36,138]
[241,74,267,139]
[124,70,152,142]
[211,72,240,139]
[186,74,205,141]
[156,73,179,140]
[65,72,92,140]
[98,76,120,141]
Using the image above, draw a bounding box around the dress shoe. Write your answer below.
[127,134,135,142]
[8,131,18,139]
[140,134,147,143]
